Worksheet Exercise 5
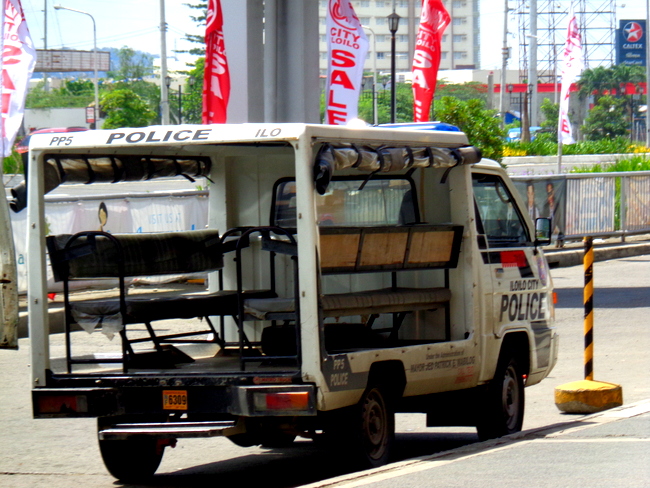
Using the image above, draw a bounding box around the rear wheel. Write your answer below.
[325,385,394,468]
[357,386,394,467]
[98,435,165,482]
[476,354,525,441]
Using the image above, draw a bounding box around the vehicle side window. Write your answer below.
[472,173,530,247]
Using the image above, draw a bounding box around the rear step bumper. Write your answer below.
[99,420,240,440]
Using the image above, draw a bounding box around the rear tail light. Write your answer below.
[253,392,309,412]
[36,394,88,414]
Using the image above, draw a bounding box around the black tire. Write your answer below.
[327,386,395,468]
[98,436,164,482]
[358,386,394,467]
[476,354,525,441]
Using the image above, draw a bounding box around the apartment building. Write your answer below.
[318,0,481,78]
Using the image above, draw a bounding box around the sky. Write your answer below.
[21,0,199,66]
[19,1,650,73]
[479,0,648,71]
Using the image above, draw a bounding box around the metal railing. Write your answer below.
[512,171,650,242]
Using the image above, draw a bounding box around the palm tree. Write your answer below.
[577,66,616,101]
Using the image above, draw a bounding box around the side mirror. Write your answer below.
[534,217,552,246]
[9,181,27,213]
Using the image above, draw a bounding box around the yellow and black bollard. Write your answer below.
[554,237,623,414]
[583,236,594,381]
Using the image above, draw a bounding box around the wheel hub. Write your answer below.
[362,390,387,458]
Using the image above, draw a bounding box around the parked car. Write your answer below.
[506,126,542,142]
[15,127,89,167]
[10,127,89,213]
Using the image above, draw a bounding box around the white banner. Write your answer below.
[10,196,209,293]
[558,5,583,145]
[325,0,369,125]
[1,0,36,157]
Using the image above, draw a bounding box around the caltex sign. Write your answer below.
[616,20,646,66]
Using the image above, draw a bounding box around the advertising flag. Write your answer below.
[412,0,450,122]
[558,5,583,145]
[325,0,369,125]
[1,0,36,158]
[203,0,230,124]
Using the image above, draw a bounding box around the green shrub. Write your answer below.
[570,155,650,173]
[505,136,642,157]
[434,97,504,161]
[2,149,23,175]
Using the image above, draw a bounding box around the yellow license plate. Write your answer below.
[163,390,188,410]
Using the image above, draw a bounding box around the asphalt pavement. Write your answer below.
[304,400,650,488]
[7,237,649,488]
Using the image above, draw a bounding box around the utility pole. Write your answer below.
[44,0,48,92]
[499,0,509,127]
[159,0,170,125]
[529,0,538,126]
[646,0,650,148]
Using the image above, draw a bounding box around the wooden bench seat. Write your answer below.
[243,224,461,320]
[244,287,450,320]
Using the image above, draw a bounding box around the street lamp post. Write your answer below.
[499,0,510,128]
[54,5,98,129]
[159,0,170,125]
[165,76,183,125]
[178,85,182,125]
[362,25,378,125]
[388,11,401,124]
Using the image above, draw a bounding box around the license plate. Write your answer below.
[163,390,188,410]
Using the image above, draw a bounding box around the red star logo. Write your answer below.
[624,22,643,43]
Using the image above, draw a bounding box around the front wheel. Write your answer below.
[98,436,165,482]
[476,355,525,441]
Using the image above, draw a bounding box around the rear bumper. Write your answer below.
[32,384,316,419]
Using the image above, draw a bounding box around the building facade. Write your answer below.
[318,0,480,78]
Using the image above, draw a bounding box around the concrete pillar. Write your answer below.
[265,0,320,123]
[222,0,265,123]
[222,0,320,124]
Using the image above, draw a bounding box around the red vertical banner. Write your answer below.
[202,0,230,124]
[1,0,36,157]
[411,0,449,123]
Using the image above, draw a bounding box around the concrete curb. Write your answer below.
[545,241,650,268]
[503,153,635,167]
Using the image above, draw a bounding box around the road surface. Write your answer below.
[0,255,648,487]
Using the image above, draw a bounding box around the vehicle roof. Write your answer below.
[17,127,89,149]
[27,123,471,152]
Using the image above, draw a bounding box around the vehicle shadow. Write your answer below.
[116,432,479,488]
